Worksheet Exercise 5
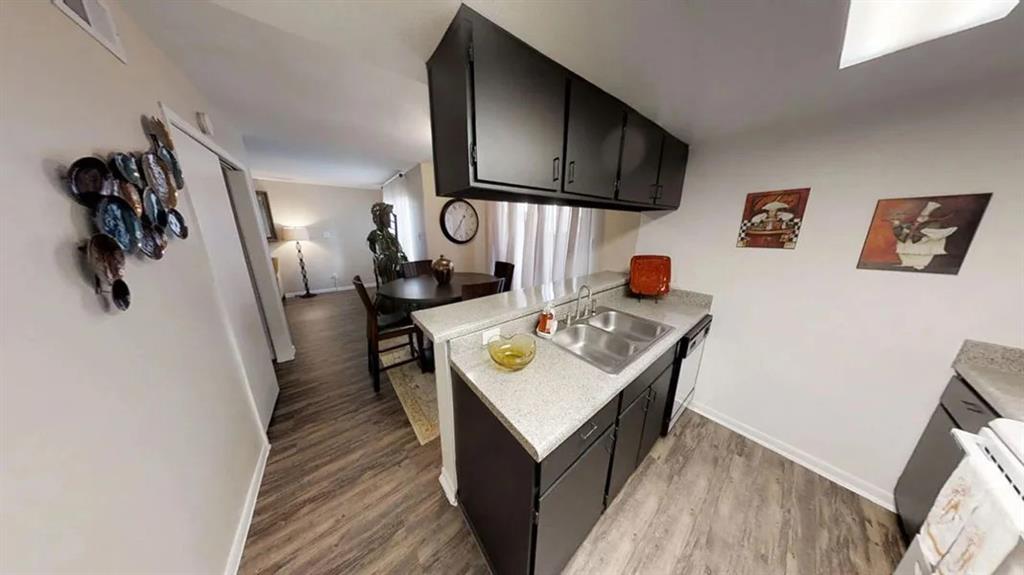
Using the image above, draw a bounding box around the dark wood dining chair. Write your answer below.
[400,259,433,278]
[461,279,505,301]
[493,261,515,293]
[353,275,419,394]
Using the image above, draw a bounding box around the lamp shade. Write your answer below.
[281,226,310,242]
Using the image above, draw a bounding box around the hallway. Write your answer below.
[239,291,487,573]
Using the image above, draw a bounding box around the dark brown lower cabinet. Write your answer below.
[453,340,682,575]
[535,427,615,575]
[607,390,648,502]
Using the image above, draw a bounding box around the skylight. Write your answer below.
[839,0,1019,69]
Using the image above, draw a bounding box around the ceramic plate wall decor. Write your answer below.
[155,144,184,190]
[145,116,174,151]
[115,180,143,217]
[141,187,169,229]
[110,279,131,311]
[166,208,189,239]
[68,156,113,207]
[140,152,177,208]
[139,225,168,259]
[109,152,144,188]
[94,196,142,254]
[86,233,126,284]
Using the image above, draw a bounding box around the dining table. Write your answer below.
[376,272,500,371]
[376,272,500,307]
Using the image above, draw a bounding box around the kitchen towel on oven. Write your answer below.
[921,455,1023,574]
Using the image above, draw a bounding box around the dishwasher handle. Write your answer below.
[681,314,712,359]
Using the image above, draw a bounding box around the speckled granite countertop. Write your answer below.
[952,340,1024,421]
[449,289,711,461]
[413,271,630,343]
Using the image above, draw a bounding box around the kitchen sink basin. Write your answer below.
[551,324,637,374]
[587,308,671,344]
[551,308,673,374]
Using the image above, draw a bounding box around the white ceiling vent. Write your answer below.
[53,0,127,64]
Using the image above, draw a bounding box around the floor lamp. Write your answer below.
[282,226,315,298]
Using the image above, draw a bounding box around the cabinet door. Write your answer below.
[535,427,614,575]
[894,406,962,538]
[617,110,663,204]
[638,366,672,461]
[563,78,624,199]
[471,22,566,192]
[607,391,648,504]
[654,134,688,208]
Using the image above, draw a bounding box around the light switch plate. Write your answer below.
[481,327,500,347]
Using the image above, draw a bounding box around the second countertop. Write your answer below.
[450,289,711,461]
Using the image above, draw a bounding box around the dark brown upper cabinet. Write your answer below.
[562,78,625,199]
[655,134,689,209]
[427,5,688,212]
[617,110,665,204]
[472,18,566,191]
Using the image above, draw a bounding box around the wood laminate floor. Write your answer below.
[240,291,904,574]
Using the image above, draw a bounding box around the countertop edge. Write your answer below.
[450,293,711,462]
[412,272,629,343]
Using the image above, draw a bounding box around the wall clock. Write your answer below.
[440,199,479,244]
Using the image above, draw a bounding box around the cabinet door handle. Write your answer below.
[552,157,560,181]
[581,422,598,440]
[568,161,575,184]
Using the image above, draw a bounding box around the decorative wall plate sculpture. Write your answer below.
[857,193,992,275]
[166,209,189,239]
[142,187,169,229]
[86,233,126,284]
[68,156,112,207]
[139,225,168,260]
[736,188,811,249]
[140,152,176,208]
[65,115,189,312]
[110,152,144,188]
[94,196,142,254]
[114,180,143,217]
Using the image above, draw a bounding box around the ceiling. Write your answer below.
[125,1,1023,189]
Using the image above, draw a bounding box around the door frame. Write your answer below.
[159,103,295,364]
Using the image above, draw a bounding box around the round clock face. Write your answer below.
[440,199,479,244]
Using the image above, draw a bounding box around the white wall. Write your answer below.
[1,2,267,573]
[595,210,641,273]
[419,162,492,274]
[635,91,1024,508]
[256,179,382,293]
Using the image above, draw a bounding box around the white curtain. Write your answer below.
[487,202,597,290]
[382,168,427,260]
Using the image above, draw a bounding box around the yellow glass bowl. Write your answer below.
[487,333,536,371]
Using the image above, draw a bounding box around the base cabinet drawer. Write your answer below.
[535,427,615,575]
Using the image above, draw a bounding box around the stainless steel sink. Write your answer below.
[551,308,672,374]
[587,308,671,344]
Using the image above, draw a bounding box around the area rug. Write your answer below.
[381,348,439,445]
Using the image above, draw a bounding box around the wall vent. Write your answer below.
[53,0,127,64]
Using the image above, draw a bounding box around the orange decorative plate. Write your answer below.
[629,255,671,297]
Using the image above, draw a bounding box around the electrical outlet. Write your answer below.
[481,327,500,347]
[322,230,333,239]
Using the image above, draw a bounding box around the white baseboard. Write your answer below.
[284,282,375,298]
[689,402,896,512]
[439,468,458,506]
[224,442,270,575]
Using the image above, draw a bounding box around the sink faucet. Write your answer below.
[572,284,593,323]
